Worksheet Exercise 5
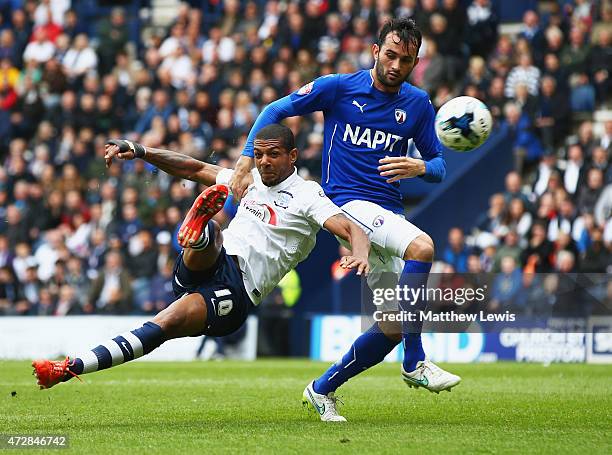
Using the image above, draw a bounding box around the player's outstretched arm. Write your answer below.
[323,214,370,276]
[104,139,222,186]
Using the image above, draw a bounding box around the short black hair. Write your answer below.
[378,17,422,53]
[254,124,296,152]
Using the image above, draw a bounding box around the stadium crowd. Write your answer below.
[0,0,610,316]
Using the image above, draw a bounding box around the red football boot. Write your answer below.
[178,184,229,248]
[32,357,81,389]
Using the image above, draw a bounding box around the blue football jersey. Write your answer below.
[244,69,446,214]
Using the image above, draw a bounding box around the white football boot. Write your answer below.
[302,381,347,422]
[401,360,461,393]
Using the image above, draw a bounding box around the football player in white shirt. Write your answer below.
[32,125,370,414]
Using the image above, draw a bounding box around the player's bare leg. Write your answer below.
[182,219,224,272]
[33,187,228,389]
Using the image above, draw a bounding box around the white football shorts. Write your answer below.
[336,200,425,311]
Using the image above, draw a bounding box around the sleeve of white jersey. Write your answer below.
[301,181,343,227]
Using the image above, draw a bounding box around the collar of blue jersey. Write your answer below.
[368,68,404,97]
[257,167,298,192]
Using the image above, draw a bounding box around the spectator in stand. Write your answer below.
[503,171,530,207]
[522,221,554,272]
[3,204,28,245]
[548,197,580,242]
[62,9,87,40]
[589,146,610,184]
[202,26,236,64]
[62,34,98,87]
[501,102,544,170]
[503,198,532,239]
[513,83,538,124]
[443,227,470,273]
[476,193,506,238]
[128,229,158,311]
[561,27,591,76]
[21,259,41,312]
[0,30,17,64]
[518,10,545,64]
[413,38,446,95]
[87,251,132,315]
[505,53,540,98]
[465,0,498,58]
[493,230,522,272]
[580,227,610,272]
[486,76,507,123]
[440,0,466,46]
[570,71,596,113]
[576,168,605,215]
[22,27,55,64]
[542,52,568,92]
[414,0,437,35]
[563,144,586,198]
[489,256,523,313]
[0,265,23,315]
[533,152,561,197]
[134,89,173,136]
[535,75,570,150]
[590,28,611,104]
[53,284,82,316]
[147,259,175,314]
[96,7,128,75]
[553,231,581,268]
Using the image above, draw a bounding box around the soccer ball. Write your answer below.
[435,96,492,152]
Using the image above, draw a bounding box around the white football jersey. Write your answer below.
[216,167,342,305]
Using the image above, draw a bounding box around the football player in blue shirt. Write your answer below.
[231,18,461,422]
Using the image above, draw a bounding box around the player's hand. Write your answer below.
[104,139,145,168]
[340,255,370,276]
[230,155,254,200]
[378,156,426,183]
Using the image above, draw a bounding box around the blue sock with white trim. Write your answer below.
[312,323,398,395]
[399,260,432,372]
[67,322,166,376]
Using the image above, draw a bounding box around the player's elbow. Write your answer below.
[262,96,294,120]
[429,158,447,183]
[438,161,447,182]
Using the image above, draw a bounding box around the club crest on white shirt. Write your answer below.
[242,199,278,225]
[395,108,407,124]
[273,190,293,209]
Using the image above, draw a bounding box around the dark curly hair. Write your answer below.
[255,124,296,152]
[377,17,422,52]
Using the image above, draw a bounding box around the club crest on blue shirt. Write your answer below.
[395,108,407,124]
[297,81,314,96]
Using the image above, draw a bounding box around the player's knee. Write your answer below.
[377,320,402,343]
[155,293,206,338]
[404,233,434,262]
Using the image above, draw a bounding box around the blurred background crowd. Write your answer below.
[0,0,610,318]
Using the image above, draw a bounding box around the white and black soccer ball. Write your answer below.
[435,96,492,152]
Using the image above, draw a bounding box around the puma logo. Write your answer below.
[352,100,366,113]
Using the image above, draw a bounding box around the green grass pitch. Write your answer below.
[1,360,611,454]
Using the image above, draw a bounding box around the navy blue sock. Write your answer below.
[313,323,398,395]
[399,260,432,372]
[68,322,166,376]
